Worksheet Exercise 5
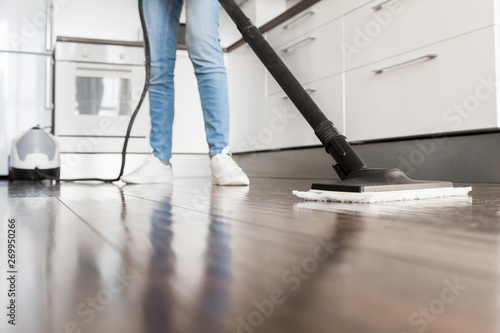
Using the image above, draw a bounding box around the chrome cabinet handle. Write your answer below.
[281,37,315,53]
[283,10,315,30]
[372,0,397,11]
[45,57,53,110]
[373,54,438,74]
[283,88,316,100]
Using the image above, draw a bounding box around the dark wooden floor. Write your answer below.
[1,178,499,333]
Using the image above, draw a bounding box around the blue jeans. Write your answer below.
[143,0,230,160]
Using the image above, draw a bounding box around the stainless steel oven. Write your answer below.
[54,37,151,178]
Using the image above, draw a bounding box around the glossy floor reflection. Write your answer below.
[0,178,499,333]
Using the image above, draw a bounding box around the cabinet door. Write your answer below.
[0,52,52,175]
[344,0,494,70]
[267,18,344,95]
[226,44,266,153]
[171,50,209,154]
[265,74,343,150]
[60,153,146,179]
[345,28,498,142]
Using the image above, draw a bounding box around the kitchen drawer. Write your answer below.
[60,153,210,179]
[344,0,494,70]
[267,18,343,95]
[265,74,343,150]
[60,153,148,179]
[227,44,267,153]
[55,42,145,65]
[345,27,498,142]
[172,51,209,154]
[267,0,372,47]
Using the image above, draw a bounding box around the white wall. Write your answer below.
[53,0,142,41]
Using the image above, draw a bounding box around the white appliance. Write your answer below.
[54,37,151,179]
[0,0,54,176]
[10,126,60,180]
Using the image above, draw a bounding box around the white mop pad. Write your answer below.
[293,186,472,204]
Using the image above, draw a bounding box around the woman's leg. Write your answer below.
[143,0,184,161]
[185,0,230,157]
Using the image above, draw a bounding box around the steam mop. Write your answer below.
[25,0,472,202]
[218,0,471,203]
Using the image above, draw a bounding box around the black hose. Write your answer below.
[36,0,150,183]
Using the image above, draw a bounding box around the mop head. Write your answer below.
[293,168,472,203]
[293,186,472,204]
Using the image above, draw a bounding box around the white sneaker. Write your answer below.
[210,147,249,186]
[120,154,173,184]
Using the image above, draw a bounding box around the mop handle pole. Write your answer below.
[218,0,367,179]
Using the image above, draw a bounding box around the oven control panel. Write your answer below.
[55,41,145,65]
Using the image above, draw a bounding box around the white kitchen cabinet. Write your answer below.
[227,0,500,150]
[265,74,343,149]
[345,27,498,141]
[226,44,267,152]
[265,90,317,149]
[171,50,209,154]
[308,74,345,134]
[228,0,353,151]
[344,0,495,70]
